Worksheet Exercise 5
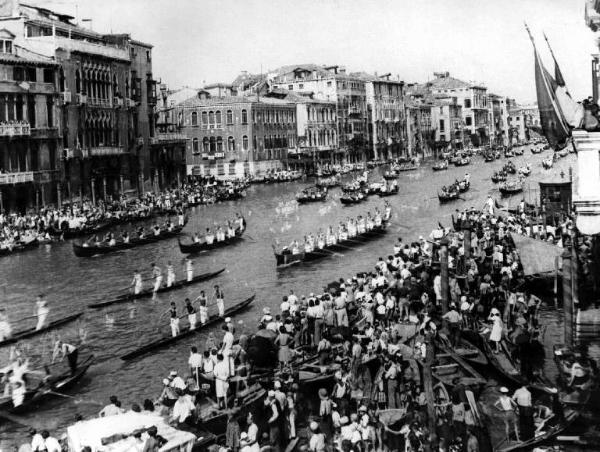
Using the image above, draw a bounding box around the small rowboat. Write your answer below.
[340,193,367,205]
[425,345,486,388]
[0,239,39,257]
[553,344,595,407]
[178,227,244,254]
[483,154,495,162]
[296,189,327,203]
[73,226,185,257]
[0,355,94,413]
[499,181,524,197]
[514,147,524,156]
[87,268,226,309]
[120,295,255,360]
[453,157,470,166]
[542,158,554,169]
[438,190,460,203]
[396,163,420,172]
[0,312,83,348]
[531,147,543,154]
[274,222,388,267]
[432,160,448,171]
[503,162,517,174]
[377,186,399,197]
[491,172,507,183]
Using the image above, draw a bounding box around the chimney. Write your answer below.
[339,66,346,74]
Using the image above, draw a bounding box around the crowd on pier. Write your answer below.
[15,202,582,452]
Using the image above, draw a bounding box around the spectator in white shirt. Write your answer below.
[171,392,195,426]
[99,395,125,417]
[41,431,61,452]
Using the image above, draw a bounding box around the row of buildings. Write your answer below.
[170,68,540,178]
[0,1,539,211]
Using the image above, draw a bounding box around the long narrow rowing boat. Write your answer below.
[178,227,245,254]
[87,268,226,309]
[0,355,94,414]
[120,295,255,361]
[0,313,83,348]
[72,225,185,257]
[273,223,388,267]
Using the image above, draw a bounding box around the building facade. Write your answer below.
[364,74,405,160]
[0,40,62,212]
[488,93,509,147]
[405,101,435,158]
[270,64,368,163]
[0,1,157,206]
[174,91,297,178]
[431,98,463,151]
[507,103,540,144]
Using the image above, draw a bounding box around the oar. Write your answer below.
[47,390,103,406]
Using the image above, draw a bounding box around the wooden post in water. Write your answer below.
[463,219,471,262]
[562,248,573,348]
[424,335,437,433]
[571,230,579,317]
[440,236,449,314]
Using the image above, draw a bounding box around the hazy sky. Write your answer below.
[35,0,597,103]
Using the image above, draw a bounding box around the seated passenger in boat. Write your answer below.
[304,240,313,253]
[216,227,225,242]
[166,221,175,232]
[348,221,357,237]
[122,232,130,244]
[317,235,325,249]
[339,226,348,241]
[227,224,236,238]
[108,235,116,246]
[366,216,374,231]
[374,213,382,227]
[193,233,201,243]
[205,228,215,245]
[291,240,300,255]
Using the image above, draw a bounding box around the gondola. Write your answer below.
[436,335,488,367]
[120,295,255,360]
[542,158,553,169]
[454,157,470,166]
[377,186,399,197]
[396,163,420,171]
[421,343,485,388]
[87,268,226,309]
[315,178,340,188]
[503,162,517,174]
[178,227,245,254]
[458,180,470,192]
[478,333,525,386]
[340,193,367,205]
[553,344,595,407]
[504,150,515,158]
[483,154,495,162]
[491,172,507,183]
[383,171,397,180]
[432,160,448,171]
[499,181,524,197]
[0,355,94,414]
[0,312,84,348]
[531,147,542,154]
[495,410,578,452]
[296,189,327,203]
[274,222,388,267]
[514,147,524,156]
[73,225,185,257]
[0,239,39,257]
[438,190,461,203]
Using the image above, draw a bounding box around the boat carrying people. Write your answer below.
[178,214,246,254]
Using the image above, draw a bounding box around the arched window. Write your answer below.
[241,109,248,124]
[191,111,198,126]
[208,111,215,125]
[201,111,208,126]
[215,110,222,127]
[253,135,257,150]
[228,136,235,151]
[112,74,118,97]
[242,135,248,150]
[209,136,216,152]
[226,110,233,124]
[192,138,199,153]
[216,136,223,152]
[203,137,209,153]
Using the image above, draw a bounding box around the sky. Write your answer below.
[33,0,598,103]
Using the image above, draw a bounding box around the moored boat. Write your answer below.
[553,344,596,407]
[296,187,328,203]
[178,227,244,254]
[438,190,461,203]
[73,225,185,257]
[491,171,507,183]
[542,158,554,169]
[0,238,39,257]
[87,268,226,309]
[499,180,524,197]
[120,295,255,360]
[454,157,470,166]
[432,160,449,171]
[0,312,84,348]
[377,185,399,197]
[340,192,367,205]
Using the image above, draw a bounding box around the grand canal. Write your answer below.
[0,149,579,445]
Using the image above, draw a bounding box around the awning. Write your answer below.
[510,232,563,276]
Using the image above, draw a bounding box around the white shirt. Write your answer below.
[280,301,290,313]
[188,352,203,369]
[214,360,230,381]
[172,394,195,423]
[222,331,234,354]
[99,403,124,417]
[31,434,44,452]
[170,376,187,391]
[44,437,62,452]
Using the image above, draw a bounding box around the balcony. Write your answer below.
[150,133,188,145]
[0,122,30,137]
[30,127,59,139]
[0,170,59,185]
[82,146,127,158]
[25,35,130,62]
[88,97,113,108]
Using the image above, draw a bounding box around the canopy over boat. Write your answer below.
[66,412,196,452]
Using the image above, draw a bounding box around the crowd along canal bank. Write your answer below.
[0,148,583,447]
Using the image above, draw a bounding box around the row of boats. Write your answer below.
[438,177,471,203]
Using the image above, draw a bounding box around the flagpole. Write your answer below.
[543,33,559,65]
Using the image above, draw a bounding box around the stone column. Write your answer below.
[91,177,96,205]
[440,236,449,313]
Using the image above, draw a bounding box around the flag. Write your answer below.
[526,25,571,150]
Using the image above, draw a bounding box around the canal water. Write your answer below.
[0,149,579,446]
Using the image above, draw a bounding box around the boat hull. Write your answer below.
[178,228,244,253]
[0,312,83,348]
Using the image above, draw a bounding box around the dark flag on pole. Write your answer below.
[525,24,571,150]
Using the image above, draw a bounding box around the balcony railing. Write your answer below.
[0,170,59,185]
[0,122,31,137]
[30,127,59,139]
[82,146,127,158]
[348,106,362,115]
[150,133,188,145]
[88,97,113,108]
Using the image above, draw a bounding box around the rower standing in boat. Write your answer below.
[185,258,194,282]
[166,261,176,288]
[0,308,11,340]
[236,213,246,231]
[151,263,163,293]
[205,228,215,245]
[215,285,225,317]
[198,290,208,324]
[167,302,179,337]
[185,298,197,330]
[131,270,143,295]
[52,339,78,375]
[35,294,49,331]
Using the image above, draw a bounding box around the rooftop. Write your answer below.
[178,93,295,108]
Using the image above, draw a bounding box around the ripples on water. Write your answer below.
[0,150,579,446]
